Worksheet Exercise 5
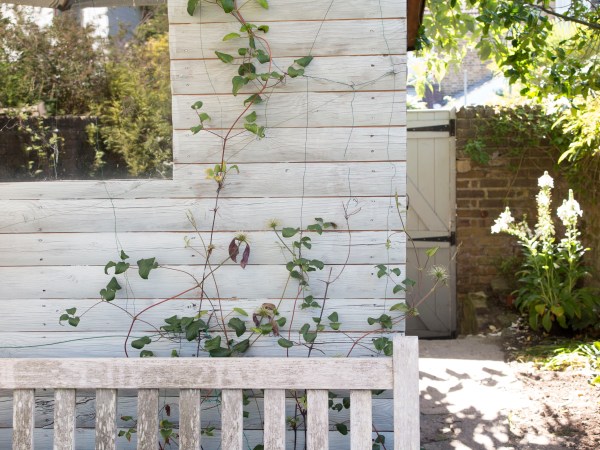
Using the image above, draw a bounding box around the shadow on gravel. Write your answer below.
[417,336,591,450]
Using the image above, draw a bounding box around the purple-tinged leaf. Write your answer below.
[240,243,251,269]
[229,238,239,262]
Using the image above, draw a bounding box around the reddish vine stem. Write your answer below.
[124,1,280,356]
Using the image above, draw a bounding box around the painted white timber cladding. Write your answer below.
[0,0,407,445]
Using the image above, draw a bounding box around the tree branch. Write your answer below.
[526,3,600,30]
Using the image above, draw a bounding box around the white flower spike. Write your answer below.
[557,189,583,226]
[491,207,514,234]
[537,171,554,189]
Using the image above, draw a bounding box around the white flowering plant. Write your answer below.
[491,172,600,332]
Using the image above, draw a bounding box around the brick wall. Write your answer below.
[455,106,600,332]
[440,49,493,98]
[454,107,571,330]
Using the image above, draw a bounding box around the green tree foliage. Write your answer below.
[420,0,599,97]
[0,9,108,114]
[91,7,172,178]
[0,6,172,178]
[418,0,600,163]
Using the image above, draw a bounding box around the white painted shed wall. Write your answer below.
[0,0,407,358]
[0,0,407,446]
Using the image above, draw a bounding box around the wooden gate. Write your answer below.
[405,110,456,338]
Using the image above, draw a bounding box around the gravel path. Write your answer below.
[418,335,600,449]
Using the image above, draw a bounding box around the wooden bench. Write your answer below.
[1,335,419,450]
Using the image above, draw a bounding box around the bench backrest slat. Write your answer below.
[263,389,286,450]
[350,390,373,450]
[178,388,201,450]
[94,389,117,450]
[306,389,329,450]
[137,389,159,450]
[12,389,35,450]
[54,388,76,450]
[221,389,243,450]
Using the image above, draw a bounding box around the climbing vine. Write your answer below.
[52,0,445,448]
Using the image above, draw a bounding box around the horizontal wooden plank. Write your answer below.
[0,357,394,389]
[0,428,393,450]
[171,55,406,95]
[173,127,407,164]
[0,179,193,201]
[174,162,405,197]
[407,110,454,122]
[0,162,406,199]
[0,197,407,233]
[0,395,394,432]
[0,331,402,358]
[172,91,406,130]
[0,298,399,333]
[0,263,406,299]
[169,21,406,60]
[169,0,406,23]
[0,231,405,266]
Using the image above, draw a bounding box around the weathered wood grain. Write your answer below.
[0,163,405,199]
[0,263,405,300]
[179,389,201,450]
[393,335,419,450]
[172,162,406,197]
[94,389,117,450]
[0,331,402,358]
[350,390,372,450]
[263,389,286,450]
[137,389,159,450]
[0,197,406,233]
[171,56,406,95]
[0,394,395,431]
[0,428,394,450]
[0,231,405,266]
[12,389,35,450]
[168,0,406,23]
[0,359,393,390]
[221,389,243,450]
[0,298,400,333]
[53,388,76,450]
[307,390,329,450]
[173,127,407,164]
[172,92,407,130]
[169,21,406,60]
[0,179,189,200]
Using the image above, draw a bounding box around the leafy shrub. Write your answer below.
[0,8,108,114]
[0,6,172,178]
[90,7,172,178]
[491,171,600,332]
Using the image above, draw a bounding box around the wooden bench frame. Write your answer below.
[1,336,419,450]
